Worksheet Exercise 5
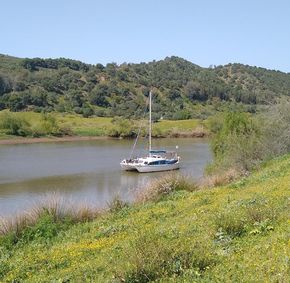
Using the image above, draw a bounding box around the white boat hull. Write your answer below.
[135,162,180,173]
[120,163,138,171]
[120,91,182,173]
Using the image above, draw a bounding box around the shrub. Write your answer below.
[0,111,70,137]
[209,112,262,172]
[82,107,94,118]
[209,100,290,173]
[260,100,290,159]
[20,212,71,243]
[30,113,61,137]
[0,111,31,136]
[108,117,137,138]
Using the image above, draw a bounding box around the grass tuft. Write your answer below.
[135,174,196,203]
[0,193,100,247]
[199,168,242,189]
[107,195,128,213]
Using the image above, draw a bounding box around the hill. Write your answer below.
[0,154,289,282]
[0,54,290,119]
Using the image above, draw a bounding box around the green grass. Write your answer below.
[0,154,289,282]
[56,114,113,136]
[0,111,205,139]
[154,119,200,132]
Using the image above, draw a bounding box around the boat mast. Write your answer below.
[149,90,152,155]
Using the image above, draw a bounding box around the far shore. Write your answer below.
[0,136,111,145]
[0,132,208,145]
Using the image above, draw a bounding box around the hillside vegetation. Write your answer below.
[0,154,289,282]
[1,54,289,119]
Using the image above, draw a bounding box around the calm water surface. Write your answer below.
[0,138,211,216]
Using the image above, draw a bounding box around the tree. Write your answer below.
[0,74,12,95]
[184,81,207,101]
[89,84,110,107]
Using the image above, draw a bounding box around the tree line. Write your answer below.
[0,54,289,119]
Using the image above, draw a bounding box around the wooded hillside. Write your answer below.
[0,54,289,119]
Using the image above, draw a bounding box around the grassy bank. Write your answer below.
[0,154,289,282]
[0,111,208,141]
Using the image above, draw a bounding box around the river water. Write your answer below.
[0,138,211,216]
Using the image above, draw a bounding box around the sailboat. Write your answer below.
[120,90,180,173]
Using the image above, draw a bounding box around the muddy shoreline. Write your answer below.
[0,136,111,145]
[0,131,209,145]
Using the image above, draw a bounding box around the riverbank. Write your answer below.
[0,135,110,145]
[0,154,289,282]
[0,110,209,144]
[0,132,208,145]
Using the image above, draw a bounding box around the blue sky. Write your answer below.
[1,0,289,72]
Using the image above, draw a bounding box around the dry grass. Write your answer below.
[1,169,244,238]
[134,169,243,205]
[0,214,30,237]
[197,168,243,189]
[134,174,197,204]
[0,193,100,237]
[107,195,128,213]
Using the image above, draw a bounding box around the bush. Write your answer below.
[30,113,62,137]
[209,112,262,172]
[0,111,31,136]
[82,107,94,118]
[0,111,70,137]
[209,100,290,173]
[260,100,290,158]
[20,212,71,243]
[108,117,137,138]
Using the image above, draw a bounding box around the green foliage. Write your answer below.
[209,100,290,172]
[117,232,216,282]
[0,111,30,136]
[0,213,72,250]
[108,117,137,138]
[20,213,71,243]
[209,112,262,171]
[81,106,94,118]
[214,196,283,242]
[30,113,61,137]
[0,73,13,95]
[214,210,247,238]
[0,54,289,118]
[0,111,69,137]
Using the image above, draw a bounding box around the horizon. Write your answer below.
[1,0,290,72]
